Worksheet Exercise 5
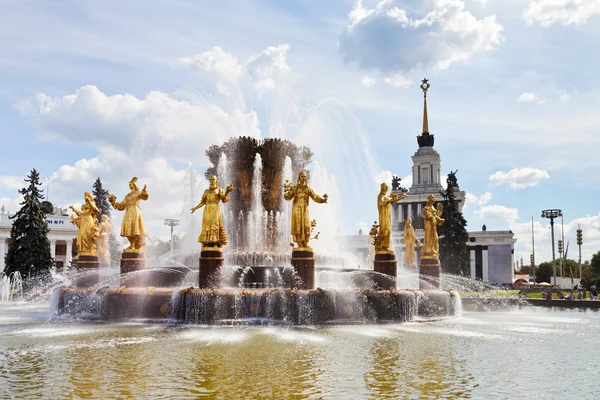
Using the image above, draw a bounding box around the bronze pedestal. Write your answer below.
[199,247,224,288]
[120,251,145,287]
[419,257,441,289]
[373,252,397,290]
[291,248,315,290]
[74,255,99,287]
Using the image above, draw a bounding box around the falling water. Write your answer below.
[251,154,264,252]
[281,156,293,250]
[217,154,235,248]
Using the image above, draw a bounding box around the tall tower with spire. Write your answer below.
[409,78,443,195]
[391,79,465,235]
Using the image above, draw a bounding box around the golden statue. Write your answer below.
[421,194,444,259]
[372,183,405,253]
[70,192,101,256]
[97,215,114,265]
[191,175,234,248]
[403,218,420,266]
[108,177,149,252]
[283,171,328,249]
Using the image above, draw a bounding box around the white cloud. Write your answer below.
[524,0,600,26]
[0,196,23,215]
[489,167,550,189]
[16,85,261,161]
[361,76,376,88]
[464,191,492,208]
[179,44,292,95]
[375,170,393,188]
[402,175,413,190]
[384,74,412,88]
[0,176,25,191]
[178,46,244,82]
[339,0,503,84]
[559,93,571,101]
[517,92,545,104]
[474,205,519,222]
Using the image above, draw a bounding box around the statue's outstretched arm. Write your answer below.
[308,187,328,204]
[139,185,149,201]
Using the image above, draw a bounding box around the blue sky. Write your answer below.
[1,0,599,264]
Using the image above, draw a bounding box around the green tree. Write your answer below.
[581,251,600,289]
[4,169,53,290]
[439,171,470,275]
[535,262,553,283]
[92,177,121,265]
[92,177,111,221]
[516,264,534,275]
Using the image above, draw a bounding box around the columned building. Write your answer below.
[0,205,76,273]
[342,79,516,284]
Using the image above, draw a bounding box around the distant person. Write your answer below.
[577,290,583,300]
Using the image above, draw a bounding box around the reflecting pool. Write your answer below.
[1,303,599,399]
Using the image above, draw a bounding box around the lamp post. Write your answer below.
[164,218,180,257]
[577,225,583,280]
[541,209,562,287]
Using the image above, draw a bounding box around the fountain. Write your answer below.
[53,136,459,324]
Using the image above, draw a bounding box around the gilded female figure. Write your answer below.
[375,183,404,253]
[108,177,149,252]
[283,171,328,249]
[70,192,101,256]
[191,175,234,247]
[403,218,420,266]
[421,194,445,259]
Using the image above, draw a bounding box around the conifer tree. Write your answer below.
[92,177,120,265]
[5,169,53,289]
[439,171,470,275]
[92,177,112,222]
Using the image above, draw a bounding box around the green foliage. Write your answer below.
[4,169,53,291]
[439,171,470,275]
[92,177,121,265]
[517,265,534,275]
[92,177,112,221]
[581,251,600,289]
[535,262,553,283]
[590,251,600,274]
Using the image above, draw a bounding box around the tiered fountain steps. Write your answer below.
[54,287,459,324]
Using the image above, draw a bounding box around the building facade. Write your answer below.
[0,205,76,273]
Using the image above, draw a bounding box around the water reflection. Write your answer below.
[187,329,323,398]
[1,306,600,399]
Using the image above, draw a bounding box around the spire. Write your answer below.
[417,78,435,148]
[421,78,429,134]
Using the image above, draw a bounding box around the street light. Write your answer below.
[577,225,583,280]
[164,218,180,257]
[541,209,562,287]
